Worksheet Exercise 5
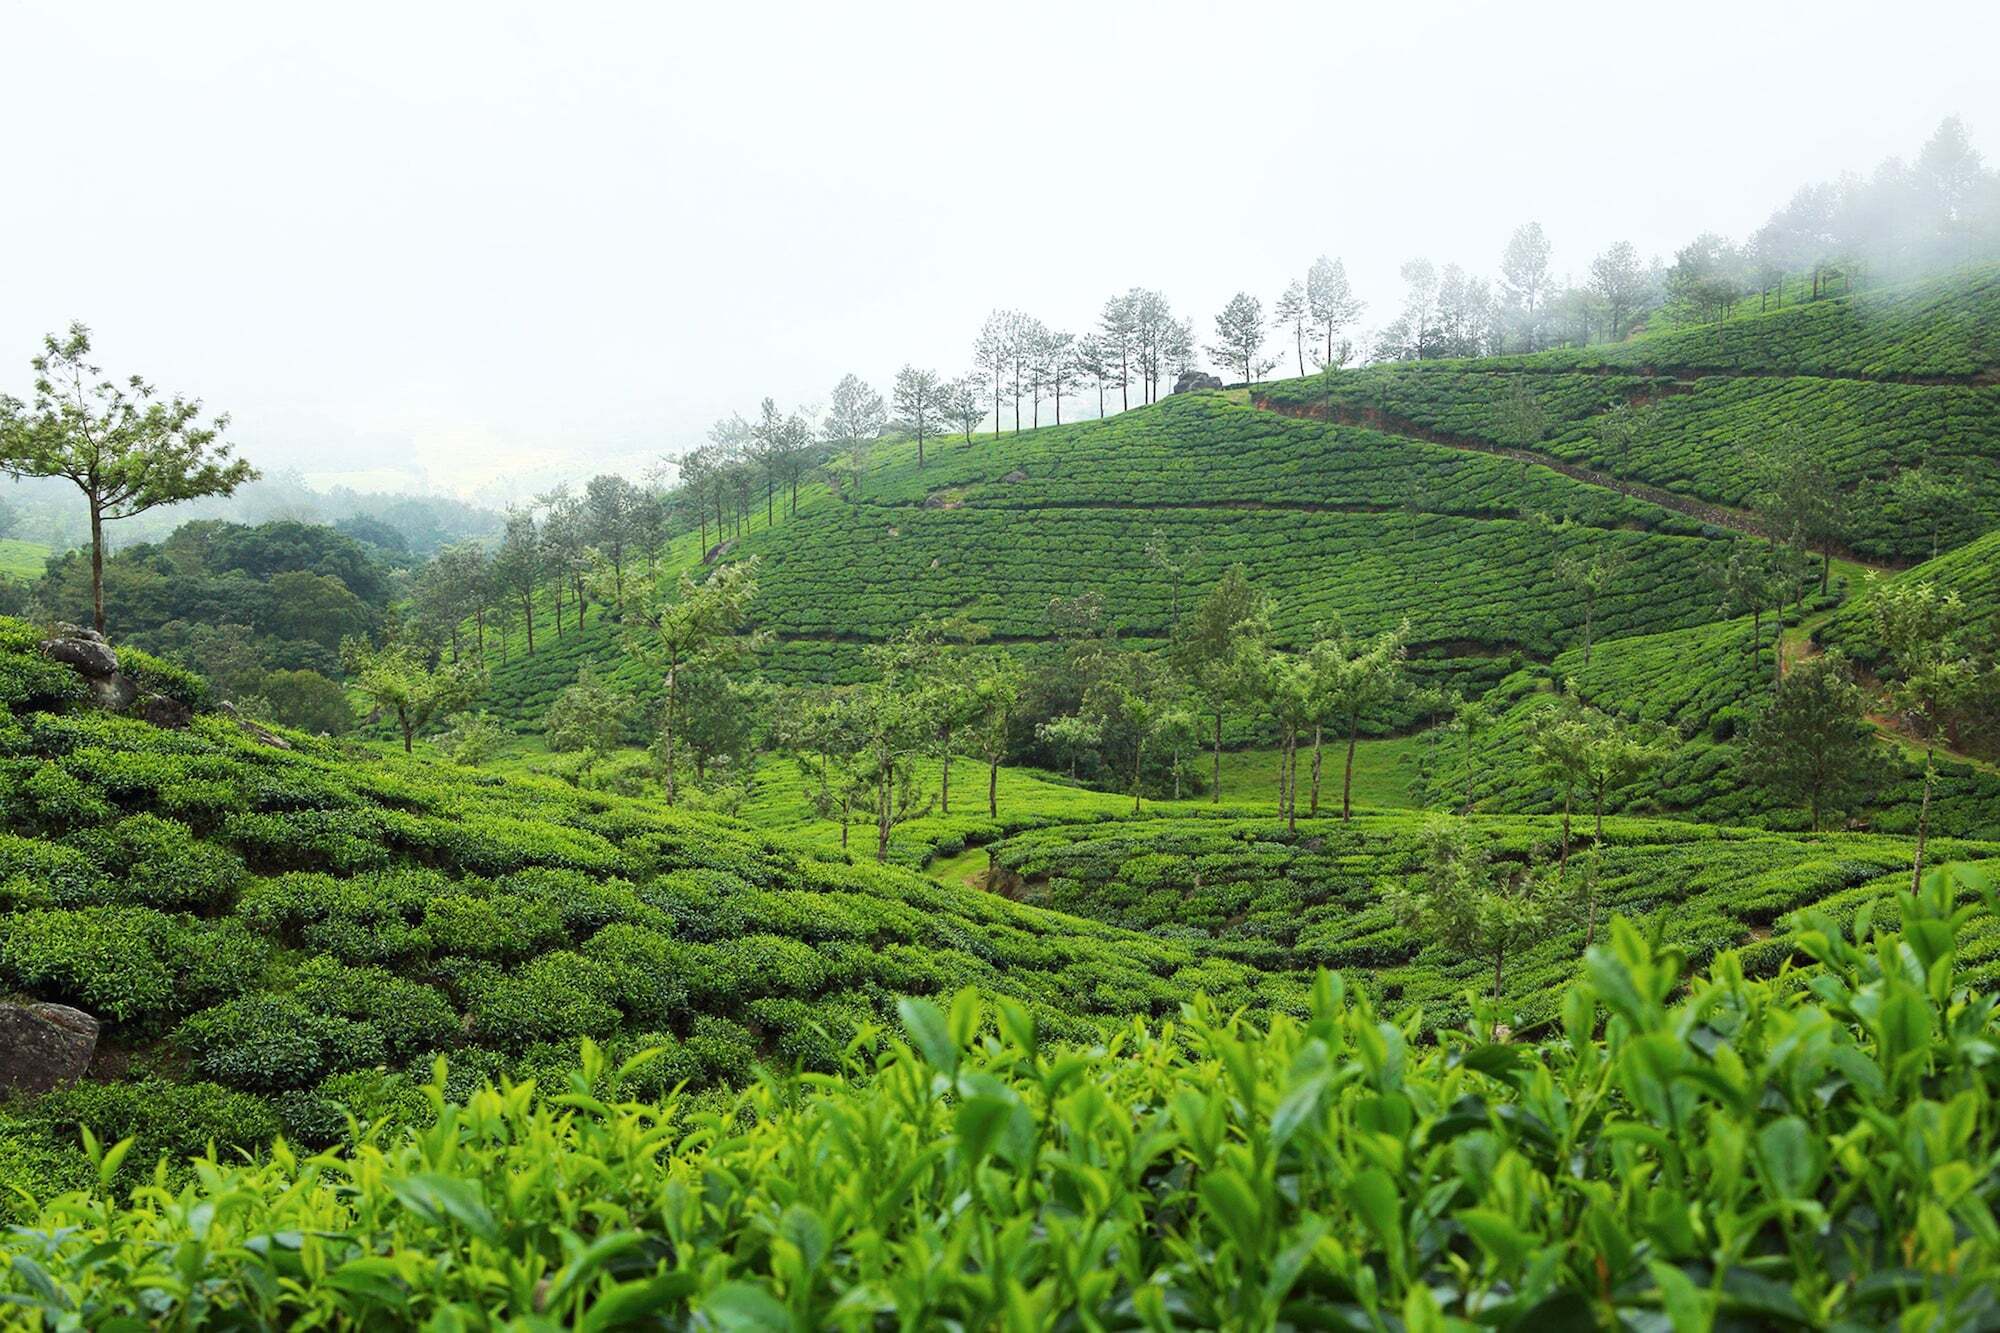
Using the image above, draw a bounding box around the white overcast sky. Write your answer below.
[2,0,1995,500]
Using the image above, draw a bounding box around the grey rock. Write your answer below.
[1172,369,1225,394]
[89,673,139,712]
[135,692,193,729]
[41,631,119,679]
[1002,468,1028,484]
[0,1002,100,1095]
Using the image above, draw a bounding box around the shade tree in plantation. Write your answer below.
[1305,255,1363,369]
[945,375,984,444]
[1890,466,1974,561]
[1272,280,1312,377]
[1206,292,1276,385]
[1871,579,1980,892]
[1587,241,1647,342]
[1740,650,1877,833]
[1388,818,1572,1004]
[1756,436,1844,595]
[891,366,946,470]
[0,324,257,635]
[1578,712,1667,946]
[776,689,868,850]
[342,638,486,754]
[1548,520,1626,668]
[583,474,642,605]
[491,508,544,656]
[1096,294,1136,413]
[543,663,634,785]
[824,374,886,497]
[1174,564,1271,804]
[1528,696,1592,874]
[1035,713,1102,781]
[1313,617,1411,821]
[853,623,948,861]
[1498,222,1554,353]
[617,557,763,805]
[971,654,1025,818]
[1452,693,1492,813]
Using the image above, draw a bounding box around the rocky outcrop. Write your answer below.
[0,1002,100,1095]
[1172,369,1225,394]
[37,624,193,729]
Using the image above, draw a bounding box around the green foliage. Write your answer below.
[10,869,2000,1326]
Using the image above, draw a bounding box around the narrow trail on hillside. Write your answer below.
[1779,618,1999,775]
[860,496,1659,536]
[1252,394,1904,572]
[1419,362,1998,388]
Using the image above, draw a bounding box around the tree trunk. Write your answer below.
[521,592,535,654]
[1819,548,1830,597]
[988,756,999,818]
[939,733,951,815]
[1492,945,1505,1001]
[1211,712,1223,805]
[1587,795,1605,948]
[1463,731,1476,813]
[1911,742,1935,894]
[1130,739,1144,814]
[88,502,106,636]
[1341,716,1360,822]
[1559,787,1573,874]
[399,707,414,754]
[661,668,678,806]
[1309,724,1323,816]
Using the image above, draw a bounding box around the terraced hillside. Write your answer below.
[481,393,1737,726]
[1258,267,2000,563]
[0,616,1280,1207]
[989,814,2000,1028]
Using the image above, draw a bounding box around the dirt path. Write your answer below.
[1253,394,1906,571]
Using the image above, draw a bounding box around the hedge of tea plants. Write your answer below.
[8,870,2000,1328]
[987,811,1999,1028]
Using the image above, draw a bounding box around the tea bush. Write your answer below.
[7,868,2000,1327]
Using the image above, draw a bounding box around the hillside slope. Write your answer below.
[1257,267,2000,562]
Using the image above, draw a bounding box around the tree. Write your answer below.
[1265,651,1315,830]
[824,374,886,498]
[1593,400,1651,475]
[1315,619,1410,821]
[971,655,1025,818]
[1872,579,1979,892]
[1305,255,1363,368]
[854,625,946,861]
[777,689,867,850]
[945,375,984,445]
[1498,222,1554,352]
[492,508,543,656]
[974,311,1017,435]
[432,711,507,767]
[1528,697,1591,873]
[746,402,788,527]
[250,667,354,735]
[1144,528,1203,634]
[1587,241,1646,343]
[1272,280,1311,377]
[1756,438,1843,595]
[1206,292,1275,385]
[1492,382,1549,449]
[1711,539,1780,683]
[619,558,763,805]
[544,663,634,783]
[0,324,257,635]
[1376,258,1442,362]
[538,486,591,634]
[1175,565,1271,804]
[1036,714,1102,780]
[1550,524,1626,668]
[1097,294,1136,412]
[892,365,946,470]
[1073,335,1110,418]
[1577,713,1665,947]
[1741,651,1876,833]
[1452,694,1492,813]
[584,474,641,606]
[1389,819,1570,1002]
[1891,466,1974,561]
[343,639,485,754]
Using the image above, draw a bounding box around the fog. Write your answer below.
[2,0,1995,500]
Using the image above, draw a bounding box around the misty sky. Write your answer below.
[3,0,1995,502]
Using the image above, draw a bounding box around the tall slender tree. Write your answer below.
[891,366,945,469]
[0,324,256,635]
